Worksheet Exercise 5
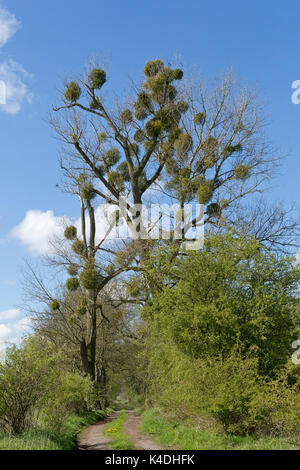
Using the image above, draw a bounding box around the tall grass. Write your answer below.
[0,409,113,450]
[140,409,300,451]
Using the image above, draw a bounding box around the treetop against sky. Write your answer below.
[0,0,300,347]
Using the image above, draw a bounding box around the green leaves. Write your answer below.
[143,232,300,375]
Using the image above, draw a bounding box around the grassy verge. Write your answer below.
[140,408,300,450]
[0,408,114,450]
[103,409,135,450]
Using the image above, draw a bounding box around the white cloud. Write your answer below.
[11,207,112,256]
[14,316,33,334]
[11,201,144,256]
[0,7,32,114]
[0,309,20,322]
[0,7,20,48]
[0,59,33,114]
[11,210,69,255]
[0,324,11,341]
[0,315,33,350]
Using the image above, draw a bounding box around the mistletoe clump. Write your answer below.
[134,91,153,120]
[50,300,60,311]
[197,180,214,205]
[134,129,145,143]
[66,277,80,292]
[77,297,87,316]
[117,161,130,181]
[98,132,107,143]
[67,263,78,276]
[207,203,222,217]
[223,143,242,155]
[65,81,81,102]
[90,99,100,110]
[82,183,96,202]
[177,100,189,114]
[174,133,193,155]
[143,63,183,105]
[104,148,121,167]
[104,264,115,276]
[64,225,77,240]
[108,171,125,192]
[144,60,164,77]
[194,112,206,126]
[145,119,163,138]
[80,263,102,290]
[72,239,85,256]
[89,68,106,89]
[120,109,133,124]
[234,164,250,180]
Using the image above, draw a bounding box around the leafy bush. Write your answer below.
[143,233,300,376]
[0,411,109,450]
[140,409,299,450]
[39,373,96,430]
[144,332,300,437]
[0,339,60,434]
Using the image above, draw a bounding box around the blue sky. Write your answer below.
[0,0,300,345]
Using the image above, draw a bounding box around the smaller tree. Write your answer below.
[0,338,60,434]
[142,232,300,375]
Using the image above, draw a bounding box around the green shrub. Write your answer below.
[140,409,299,450]
[0,339,61,434]
[143,233,300,376]
[39,373,96,430]
[143,332,300,437]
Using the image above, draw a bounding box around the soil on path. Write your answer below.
[77,412,119,450]
[123,410,172,451]
[77,410,173,451]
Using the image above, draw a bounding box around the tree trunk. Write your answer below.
[80,290,97,383]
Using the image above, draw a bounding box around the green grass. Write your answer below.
[140,409,300,450]
[103,409,135,450]
[0,409,113,450]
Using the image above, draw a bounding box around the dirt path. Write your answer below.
[77,410,172,451]
[77,412,119,450]
[123,410,171,451]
